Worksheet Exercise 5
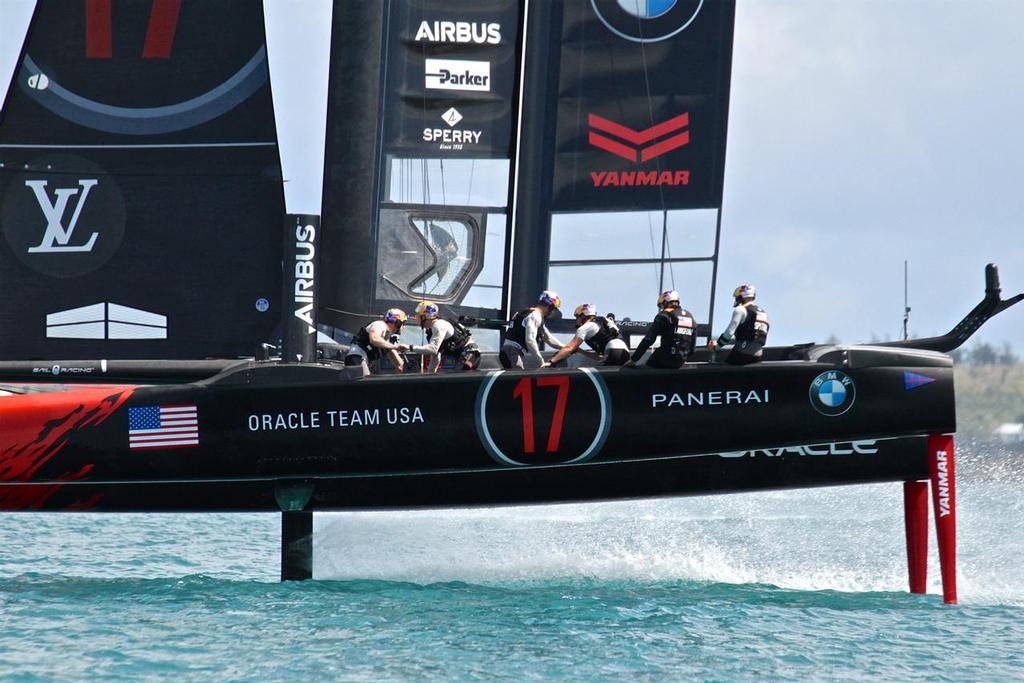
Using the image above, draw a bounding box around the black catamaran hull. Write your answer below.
[0,346,953,513]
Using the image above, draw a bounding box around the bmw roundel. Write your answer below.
[809,370,857,416]
[591,0,704,43]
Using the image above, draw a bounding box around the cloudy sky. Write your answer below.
[721,0,1023,351]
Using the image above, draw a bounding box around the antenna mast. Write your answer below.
[903,260,911,341]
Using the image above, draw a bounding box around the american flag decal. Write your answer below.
[128,404,199,450]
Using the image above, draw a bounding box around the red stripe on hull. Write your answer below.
[0,386,135,510]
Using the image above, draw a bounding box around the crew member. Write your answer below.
[500,290,565,369]
[344,308,409,375]
[541,303,629,367]
[708,284,769,365]
[623,290,696,369]
[408,300,481,372]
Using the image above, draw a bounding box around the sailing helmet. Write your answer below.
[733,284,756,301]
[384,308,408,326]
[415,300,440,323]
[574,303,597,320]
[538,290,561,310]
[657,290,680,308]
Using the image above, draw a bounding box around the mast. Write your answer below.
[508,0,560,310]
[263,1,333,363]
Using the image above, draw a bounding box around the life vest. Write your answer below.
[583,317,621,353]
[735,304,769,344]
[506,308,542,347]
[354,322,386,361]
[427,317,472,355]
[660,307,696,356]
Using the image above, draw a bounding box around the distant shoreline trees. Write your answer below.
[823,334,1020,367]
[950,342,1019,367]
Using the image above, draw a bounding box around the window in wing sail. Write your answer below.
[407,216,477,298]
[375,210,484,304]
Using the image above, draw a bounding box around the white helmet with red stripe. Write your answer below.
[733,284,756,301]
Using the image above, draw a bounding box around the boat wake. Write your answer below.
[315,467,1024,606]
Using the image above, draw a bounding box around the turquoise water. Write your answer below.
[1,449,1021,681]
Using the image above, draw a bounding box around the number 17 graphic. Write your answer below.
[85,0,182,59]
[511,376,570,454]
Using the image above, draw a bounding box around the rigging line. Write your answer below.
[604,13,658,292]
[663,209,676,290]
[658,209,668,294]
[466,158,475,205]
[440,158,446,206]
[406,158,412,204]
[422,158,430,205]
[636,6,670,221]
[646,209,660,291]
[636,5,686,313]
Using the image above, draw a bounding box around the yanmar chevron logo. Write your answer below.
[587,112,691,188]
[589,113,690,162]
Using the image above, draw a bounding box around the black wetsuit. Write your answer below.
[630,306,696,369]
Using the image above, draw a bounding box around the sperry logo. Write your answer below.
[588,113,690,162]
[25,179,99,253]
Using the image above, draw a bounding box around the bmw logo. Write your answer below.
[809,370,856,416]
[255,298,270,313]
[591,0,704,43]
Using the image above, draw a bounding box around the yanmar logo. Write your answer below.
[588,113,691,188]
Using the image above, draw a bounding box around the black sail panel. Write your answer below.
[511,0,736,328]
[320,0,521,333]
[551,0,735,212]
[0,0,283,360]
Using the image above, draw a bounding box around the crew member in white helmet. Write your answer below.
[344,308,409,375]
[541,303,629,367]
[708,284,769,365]
[407,300,480,372]
[500,290,565,369]
[623,290,696,369]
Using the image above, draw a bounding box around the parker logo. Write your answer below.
[1,154,126,278]
[587,113,691,188]
[425,58,490,92]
